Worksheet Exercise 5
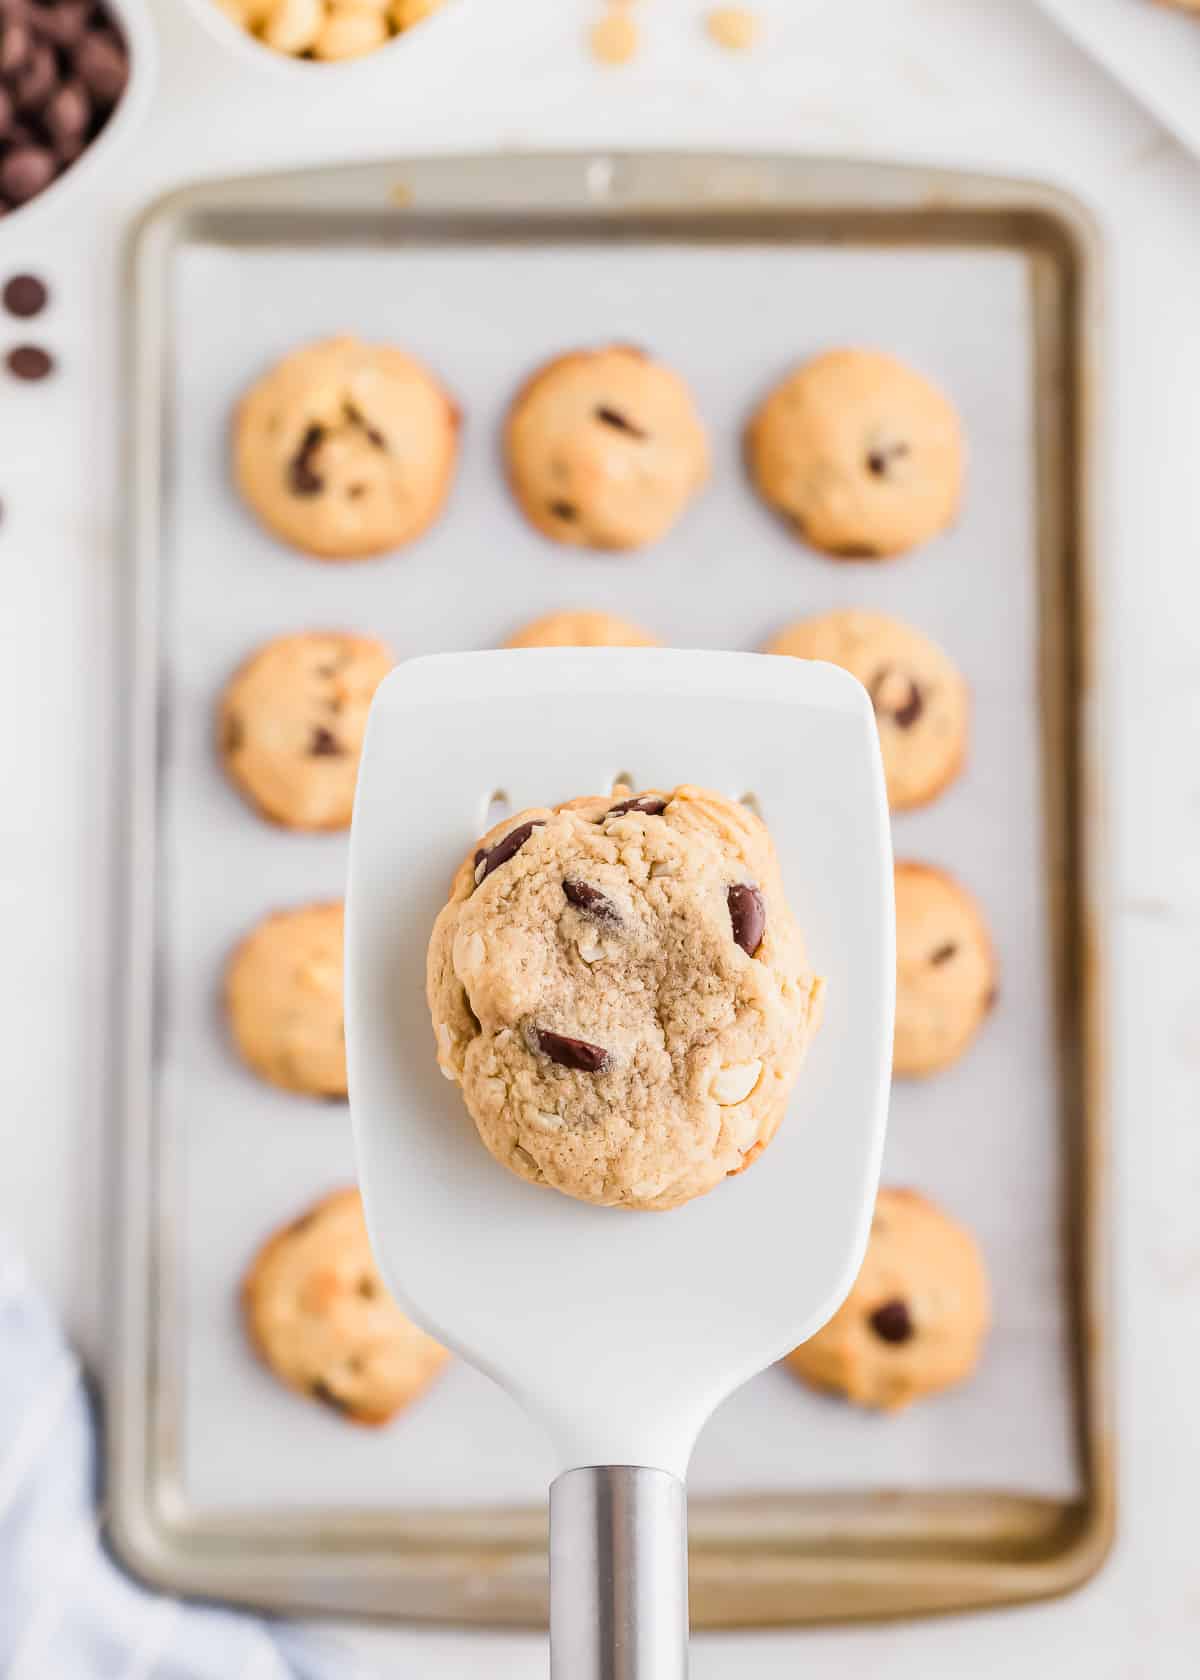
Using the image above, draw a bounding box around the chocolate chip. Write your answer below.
[0,84,13,137]
[311,1379,351,1415]
[357,1276,378,1300]
[606,796,667,818]
[223,713,244,754]
[346,483,366,499]
[563,879,620,922]
[12,41,56,112]
[74,30,127,104]
[43,79,90,149]
[309,726,344,758]
[534,1028,611,1073]
[474,819,544,884]
[288,424,325,495]
[930,941,957,966]
[28,0,89,46]
[869,1298,914,1344]
[0,145,54,205]
[0,16,31,75]
[548,500,577,522]
[727,883,765,956]
[869,666,924,731]
[594,405,646,439]
[6,343,53,380]
[2,274,47,319]
[866,441,909,477]
[829,541,880,560]
[286,1210,317,1235]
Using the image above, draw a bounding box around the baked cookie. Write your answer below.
[226,902,347,1097]
[786,1187,990,1410]
[233,336,459,560]
[764,610,968,810]
[218,631,392,830]
[427,786,823,1211]
[746,349,965,558]
[894,862,996,1077]
[242,1188,449,1424]
[504,346,709,551]
[504,609,660,649]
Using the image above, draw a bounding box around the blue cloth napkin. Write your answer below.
[0,1241,361,1679]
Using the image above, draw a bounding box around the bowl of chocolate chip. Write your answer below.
[0,0,155,232]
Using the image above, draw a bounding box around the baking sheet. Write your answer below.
[162,236,1078,1518]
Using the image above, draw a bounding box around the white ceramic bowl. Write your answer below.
[1,0,158,239]
[178,0,449,82]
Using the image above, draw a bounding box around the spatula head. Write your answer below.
[346,650,893,1477]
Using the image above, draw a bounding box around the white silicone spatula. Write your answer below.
[345,649,893,1678]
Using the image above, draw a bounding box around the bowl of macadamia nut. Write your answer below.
[0,0,156,231]
[185,0,449,73]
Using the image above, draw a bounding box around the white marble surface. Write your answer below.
[2,0,1199,1672]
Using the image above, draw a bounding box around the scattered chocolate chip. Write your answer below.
[607,795,667,818]
[309,726,344,758]
[287,424,325,495]
[727,883,765,956]
[563,879,620,923]
[286,1210,317,1235]
[548,500,577,522]
[6,343,53,380]
[474,819,544,884]
[311,1379,351,1415]
[869,666,924,731]
[594,404,647,439]
[534,1028,611,1073]
[866,441,909,477]
[1,145,54,205]
[357,1276,378,1300]
[365,425,385,449]
[869,1298,914,1344]
[342,400,386,449]
[346,483,366,499]
[930,941,958,966]
[984,983,999,1011]
[1,273,46,319]
[74,30,128,104]
[0,84,13,135]
[829,542,880,560]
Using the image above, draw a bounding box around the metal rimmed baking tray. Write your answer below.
[109,151,1112,1625]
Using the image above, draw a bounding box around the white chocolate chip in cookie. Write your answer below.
[710,1060,763,1106]
[453,929,487,980]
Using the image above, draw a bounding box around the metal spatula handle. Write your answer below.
[550,1467,688,1679]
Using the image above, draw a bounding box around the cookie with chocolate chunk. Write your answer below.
[218,630,392,830]
[747,349,965,559]
[893,862,996,1077]
[427,785,823,1211]
[786,1187,990,1410]
[226,901,347,1097]
[764,609,968,810]
[233,336,459,560]
[243,1188,449,1424]
[504,346,709,551]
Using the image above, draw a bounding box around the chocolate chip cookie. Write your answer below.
[504,346,709,551]
[503,609,660,649]
[894,862,996,1078]
[428,786,824,1211]
[786,1187,990,1410]
[764,609,968,810]
[242,1188,449,1425]
[226,901,347,1097]
[233,336,460,560]
[218,631,392,830]
[747,349,965,559]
